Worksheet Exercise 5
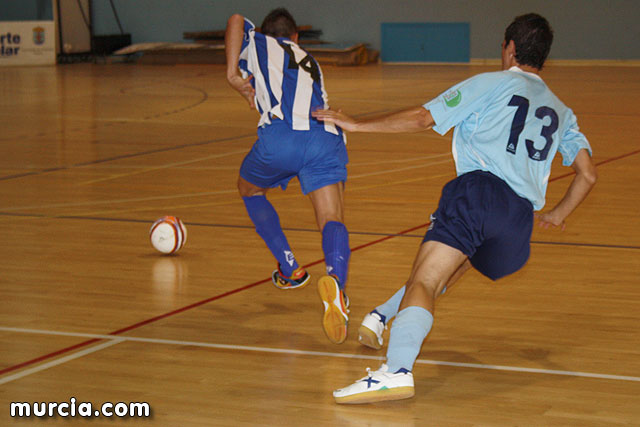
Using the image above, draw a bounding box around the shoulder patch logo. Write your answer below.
[444,89,462,108]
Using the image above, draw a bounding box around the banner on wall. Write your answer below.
[0,21,55,66]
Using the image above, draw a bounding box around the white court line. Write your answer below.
[1,327,639,383]
[0,338,124,385]
[412,359,640,382]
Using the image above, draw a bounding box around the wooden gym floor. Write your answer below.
[0,61,638,425]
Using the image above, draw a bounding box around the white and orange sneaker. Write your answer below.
[317,275,349,344]
[333,364,414,404]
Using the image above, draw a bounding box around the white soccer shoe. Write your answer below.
[358,311,386,350]
[333,364,414,404]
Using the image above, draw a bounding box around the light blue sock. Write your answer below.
[373,286,406,324]
[385,306,433,373]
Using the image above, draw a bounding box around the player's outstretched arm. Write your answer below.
[312,106,434,133]
[536,149,597,230]
[225,14,256,109]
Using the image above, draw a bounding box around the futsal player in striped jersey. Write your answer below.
[313,13,597,403]
[225,9,351,344]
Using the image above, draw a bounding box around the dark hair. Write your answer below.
[504,13,553,69]
[260,8,297,38]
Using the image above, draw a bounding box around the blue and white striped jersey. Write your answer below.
[424,66,592,210]
[239,18,341,136]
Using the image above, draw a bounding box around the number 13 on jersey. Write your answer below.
[507,95,559,161]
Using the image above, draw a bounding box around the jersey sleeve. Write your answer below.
[558,111,592,166]
[423,73,503,135]
[241,18,256,50]
[239,18,257,73]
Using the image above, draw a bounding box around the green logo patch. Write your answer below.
[444,89,461,107]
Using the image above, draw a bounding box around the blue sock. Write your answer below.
[385,306,433,373]
[242,195,298,276]
[373,286,406,324]
[321,221,350,289]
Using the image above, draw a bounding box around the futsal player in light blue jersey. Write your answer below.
[313,13,597,403]
[226,9,351,344]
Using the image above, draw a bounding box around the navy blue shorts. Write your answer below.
[239,121,348,195]
[423,171,534,280]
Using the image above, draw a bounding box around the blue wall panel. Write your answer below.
[0,0,53,21]
[5,1,635,60]
[381,22,469,63]
[88,1,639,60]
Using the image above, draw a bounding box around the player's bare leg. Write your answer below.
[359,258,471,349]
[237,175,267,197]
[399,241,467,312]
[309,182,351,344]
[308,181,345,229]
[334,241,466,403]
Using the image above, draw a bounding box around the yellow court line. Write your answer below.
[349,159,451,180]
[11,157,454,219]
[76,148,447,186]
[55,171,454,218]
[77,149,249,186]
[8,153,450,212]
[349,152,450,167]
[347,172,452,193]
[2,189,240,212]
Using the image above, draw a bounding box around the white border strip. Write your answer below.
[0,338,124,385]
[2,327,639,383]
[413,359,640,382]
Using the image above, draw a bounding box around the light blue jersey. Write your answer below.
[424,66,591,210]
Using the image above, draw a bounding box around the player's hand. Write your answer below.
[312,108,358,132]
[535,211,566,231]
[228,74,255,109]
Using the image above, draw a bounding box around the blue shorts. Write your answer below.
[423,171,534,280]
[239,121,348,195]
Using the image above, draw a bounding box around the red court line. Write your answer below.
[0,279,271,376]
[2,149,638,377]
[110,278,273,335]
[0,222,428,377]
[549,149,640,182]
[594,149,640,167]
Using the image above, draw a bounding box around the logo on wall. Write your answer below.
[33,27,45,45]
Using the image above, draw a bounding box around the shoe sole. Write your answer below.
[334,386,415,404]
[272,271,310,290]
[357,324,382,350]
[317,276,348,344]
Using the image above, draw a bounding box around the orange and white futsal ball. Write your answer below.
[149,216,187,254]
